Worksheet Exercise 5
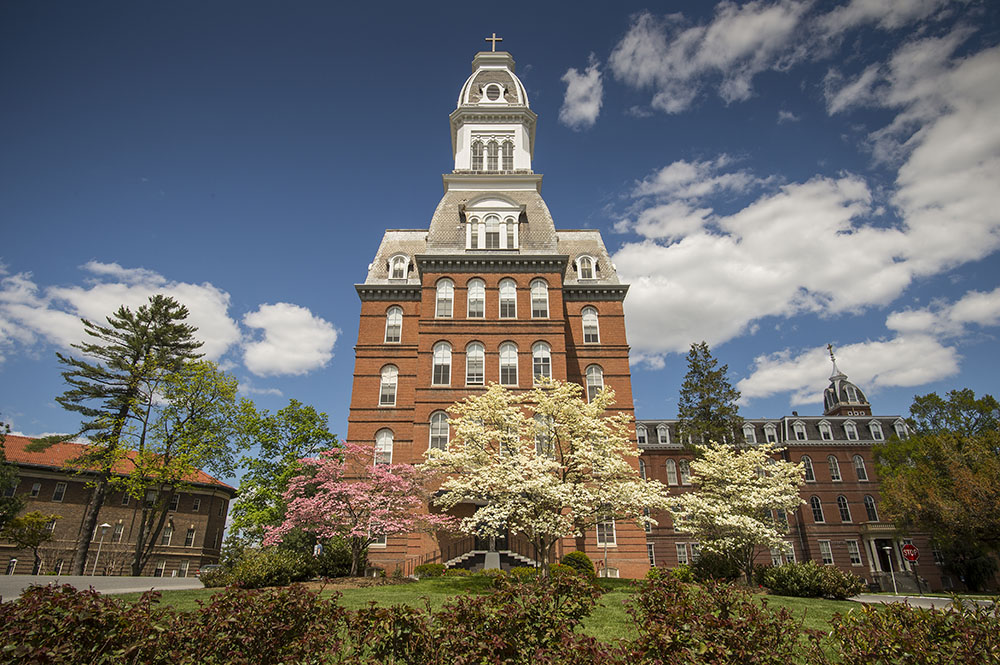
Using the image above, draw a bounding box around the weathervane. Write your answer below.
[827,343,836,363]
[485,32,503,52]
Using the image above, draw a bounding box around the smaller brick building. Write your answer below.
[2,435,234,577]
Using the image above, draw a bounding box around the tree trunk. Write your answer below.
[71,478,108,575]
[32,549,41,575]
[350,537,365,576]
[131,485,173,576]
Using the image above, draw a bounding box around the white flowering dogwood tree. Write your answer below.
[668,440,804,583]
[425,380,671,575]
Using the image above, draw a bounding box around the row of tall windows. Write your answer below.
[742,420,901,443]
[801,454,868,482]
[664,459,692,486]
[383,301,601,343]
[467,215,518,250]
[810,495,879,523]
[470,139,514,171]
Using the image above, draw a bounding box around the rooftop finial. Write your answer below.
[485,32,503,52]
[827,343,844,379]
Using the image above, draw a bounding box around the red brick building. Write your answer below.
[2,434,234,577]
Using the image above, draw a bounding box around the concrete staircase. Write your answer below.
[445,549,538,572]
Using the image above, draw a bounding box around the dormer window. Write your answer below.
[793,421,807,441]
[657,424,669,445]
[844,421,859,441]
[743,424,756,444]
[818,421,833,441]
[894,420,908,439]
[389,255,408,280]
[485,215,501,248]
[636,426,647,445]
[764,423,777,443]
[577,256,595,280]
[869,421,884,440]
[845,385,859,402]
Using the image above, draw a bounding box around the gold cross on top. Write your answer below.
[485,33,503,52]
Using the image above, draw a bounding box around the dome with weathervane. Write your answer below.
[456,51,530,109]
[822,347,872,417]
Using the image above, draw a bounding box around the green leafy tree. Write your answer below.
[1,422,25,532]
[229,399,339,545]
[2,511,60,574]
[47,295,203,575]
[122,360,240,575]
[676,342,744,446]
[875,389,1000,585]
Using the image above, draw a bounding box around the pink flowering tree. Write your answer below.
[262,440,453,576]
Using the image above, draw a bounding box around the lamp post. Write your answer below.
[882,545,898,595]
[92,523,111,576]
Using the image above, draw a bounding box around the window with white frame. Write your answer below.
[466,342,485,385]
[432,342,451,386]
[500,342,518,386]
[185,527,196,547]
[690,543,701,561]
[837,495,852,522]
[844,421,859,440]
[379,365,398,406]
[764,424,777,443]
[793,421,807,441]
[501,141,513,170]
[818,421,833,441]
[436,279,454,318]
[121,492,130,506]
[532,342,551,384]
[643,507,652,533]
[894,420,908,439]
[370,533,387,547]
[154,560,166,577]
[869,421,884,440]
[389,255,408,280]
[169,493,179,511]
[810,496,825,523]
[846,540,863,565]
[471,140,484,170]
[636,425,647,445]
[666,459,678,485]
[429,411,449,451]
[676,543,689,565]
[375,429,394,465]
[932,543,944,565]
[802,455,815,482]
[467,279,485,318]
[45,519,56,534]
[192,497,201,512]
[499,279,517,318]
[600,567,619,578]
[582,307,599,343]
[657,424,669,445]
[385,306,402,343]
[647,543,656,566]
[743,425,756,443]
[596,517,616,546]
[178,560,190,577]
[639,459,646,480]
[845,385,859,402]
[828,455,842,482]
[818,540,834,565]
[113,523,124,542]
[485,214,501,248]
[52,482,66,502]
[853,455,868,481]
[486,141,499,170]
[530,279,548,318]
[577,256,595,280]
[29,482,40,498]
[506,218,515,248]
[679,460,691,485]
[864,495,879,521]
[160,526,173,546]
[585,365,603,402]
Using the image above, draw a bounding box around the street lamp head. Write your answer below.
[99,523,111,529]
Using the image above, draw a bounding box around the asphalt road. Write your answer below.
[0,574,204,602]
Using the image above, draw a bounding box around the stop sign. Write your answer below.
[902,544,919,562]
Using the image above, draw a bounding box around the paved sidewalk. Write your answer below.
[853,593,995,610]
[1,575,205,602]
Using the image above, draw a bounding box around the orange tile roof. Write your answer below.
[2,434,234,490]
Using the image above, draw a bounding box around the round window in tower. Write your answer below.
[485,84,501,101]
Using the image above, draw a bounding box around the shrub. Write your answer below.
[442,567,470,577]
[757,561,865,600]
[669,563,695,583]
[691,550,741,582]
[313,538,354,577]
[510,565,539,581]
[413,563,446,578]
[198,566,232,588]
[474,567,506,578]
[561,550,597,579]
[549,562,578,578]
[225,547,314,589]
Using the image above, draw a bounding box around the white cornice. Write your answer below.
[442,173,543,193]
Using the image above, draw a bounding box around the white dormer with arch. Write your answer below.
[763,423,778,444]
[575,255,597,280]
[388,254,409,280]
[818,420,833,441]
[464,196,523,250]
[792,420,807,441]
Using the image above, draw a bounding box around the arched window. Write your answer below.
[844,421,859,440]
[532,342,551,384]
[499,279,517,318]
[436,279,454,318]
[389,255,408,280]
[743,424,756,443]
[530,279,549,318]
[432,342,451,386]
[582,307,599,343]
[471,140,484,171]
[665,459,678,485]
[585,364,603,402]
[853,455,868,481]
[577,256,595,280]
[379,365,398,407]
[486,140,499,170]
[375,429,393,465]
[818,421,833,441]
[869,421,884,440]
[810,496,825,523]
[636,425,647,445]
[485,215,501,249]
[505,217,516,248]
[845,385,859,402]
[793,421,807,441]
[828,455,842,482]
[466,342,484,385]
[864,495,879,521]
[499,342,518,386]
[837,495,852,522]
[679,460,691,485]
[801,455,815,482]
[764,423,777,443]
[501,141,513,170]
[639,459,646,480]
[469,217,480,248]
[467,279,485,318]
[893,420,908,439]
[384,306,402,343]
[429,412,449,451]
[657,424,670,445]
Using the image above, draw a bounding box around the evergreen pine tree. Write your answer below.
[676,342,744,446]
[51,295,202,574]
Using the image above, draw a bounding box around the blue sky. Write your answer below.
[3,1,999,476]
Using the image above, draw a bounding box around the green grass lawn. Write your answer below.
[115,576,861,643]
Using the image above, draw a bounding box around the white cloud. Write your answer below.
[242,303,337,377]
[816,0,951,35]
[886,286,1000,337]
[559,54,604,130]
[777,109,800,123]
[630,156,760,200]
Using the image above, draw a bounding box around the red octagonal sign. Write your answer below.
[902,544,919,562]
